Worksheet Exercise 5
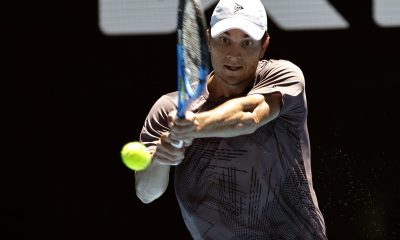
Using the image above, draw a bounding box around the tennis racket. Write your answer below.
[173,0,210,148]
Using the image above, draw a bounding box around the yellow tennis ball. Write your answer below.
[120,141,151,171]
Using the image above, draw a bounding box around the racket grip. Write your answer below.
[171,140,184,148]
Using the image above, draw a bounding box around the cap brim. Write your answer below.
[211,18,265,40]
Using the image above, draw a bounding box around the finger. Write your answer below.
[169,111,197,127]
[168,110,178,126]
[154,144,185,165]
[162,132,183,147]
[170,125,197,140]
[155,133,186,165]
[184,111,196,121]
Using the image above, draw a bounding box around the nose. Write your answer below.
[226,44,242,61]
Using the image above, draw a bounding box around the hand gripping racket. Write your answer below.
[173,0,210,148]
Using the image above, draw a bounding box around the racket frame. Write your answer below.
[176,0,210,118]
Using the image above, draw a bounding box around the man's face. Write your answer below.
[209,29,268,93]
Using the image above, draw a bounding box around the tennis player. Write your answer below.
[135,0,327,238]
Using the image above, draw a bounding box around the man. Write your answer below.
[135,0,327,239]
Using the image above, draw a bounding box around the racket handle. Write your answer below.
[171,140,184,148]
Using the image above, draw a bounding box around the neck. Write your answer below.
[207,73,254,99]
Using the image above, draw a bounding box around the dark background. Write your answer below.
[8,0,399,239]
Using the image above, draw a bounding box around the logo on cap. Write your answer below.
[234,3,244,14]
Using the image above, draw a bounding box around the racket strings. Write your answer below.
[176,0,210,117]
[182,0,203,88]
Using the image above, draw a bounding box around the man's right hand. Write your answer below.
[153,132,186,166]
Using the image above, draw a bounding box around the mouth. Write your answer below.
[224,65,242,71]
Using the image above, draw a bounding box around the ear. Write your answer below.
[260,35,270,59]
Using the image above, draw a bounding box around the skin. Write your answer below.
[135,29,282,204]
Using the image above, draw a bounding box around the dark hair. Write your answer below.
[261,32,269,44]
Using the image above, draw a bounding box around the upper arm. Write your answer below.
[135,94,177,204]
[140,93,177,146]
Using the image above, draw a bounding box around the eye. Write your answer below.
[242,40,253,47]
[219,36,230,45]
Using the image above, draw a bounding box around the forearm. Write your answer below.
[135,159,170,204]
[194,93,280,138]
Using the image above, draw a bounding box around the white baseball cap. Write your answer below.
[210,0,268,40]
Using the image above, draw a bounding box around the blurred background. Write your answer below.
[8,0,399,239]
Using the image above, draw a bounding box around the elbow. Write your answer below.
[136,187,165,204]
[136,193,157,204]
[235,121,257,136]
[246,122,259,135]
[241,112,261,135]
[137,195,152,204]
[134,163,170,204]
[135,178,168,204]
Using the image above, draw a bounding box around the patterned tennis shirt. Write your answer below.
[140,60,327,239]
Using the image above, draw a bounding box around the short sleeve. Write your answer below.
[249,59,307,124]
[140,92,178,152]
